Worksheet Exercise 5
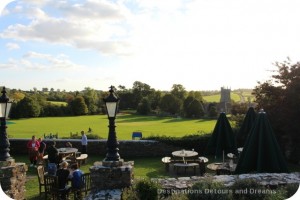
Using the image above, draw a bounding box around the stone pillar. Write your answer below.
[89,159,134,190]
[0,159,28,200]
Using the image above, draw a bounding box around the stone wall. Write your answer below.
[0,159,27,199]
[152,172,300,190]
[9,139,178,157]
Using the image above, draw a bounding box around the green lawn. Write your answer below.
[7,114,217,140]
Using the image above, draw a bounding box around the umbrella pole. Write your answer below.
[223,151,224,163]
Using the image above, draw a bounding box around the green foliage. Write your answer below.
[11,96,41,118]
[159,94,182,115]
[231,102,248,115]
[230,179,268,200]
[208,103,218,118]
[187,179,230,200]
[137,97,151,115]
[183,96,205,118]
[171,84,187,100]
[69,96,88,115]
[263,187,287,200]
[121,186,139,200]
[144,133,211,153]
[284,183,299,198]
[61,133,102,139]
[253,59,300,163]
[135,179,161,200]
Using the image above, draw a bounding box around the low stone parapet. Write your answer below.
[152,172,300,189]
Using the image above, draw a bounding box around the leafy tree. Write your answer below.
[69,96,88,116]
[170,84,187,100]
[132,81,152,107]
[231,102,248,115]
[137,97,151,115]
[14,96,41,118]
[183,96,205,118]
[207,103,218,118]
[82,87,99,114]
[253,59,300,163]
[148,90,162,110]
[159,94,182,115]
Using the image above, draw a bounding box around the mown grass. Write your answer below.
[7,114,217,140]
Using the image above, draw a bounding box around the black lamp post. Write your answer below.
[0,87,13,161]
[103,86,120,161]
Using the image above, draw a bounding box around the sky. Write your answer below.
[1,0,300,92]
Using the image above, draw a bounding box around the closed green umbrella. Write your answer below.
[234,110,289,174]
[236,107,256,148]
[205,112,237,159]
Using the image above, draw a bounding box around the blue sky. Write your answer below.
[1,0,300,92]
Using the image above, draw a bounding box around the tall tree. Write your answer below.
[159,94,182,115]
[171,84,187,100]
[253,59,300,163]
[14,96,41,118]
[183,96,205,118]
[132,81,152,107]
[137,97,151,115]
[69,96,88,116]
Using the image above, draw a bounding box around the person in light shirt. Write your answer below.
[26,135,40,167]
[81,131,88,154]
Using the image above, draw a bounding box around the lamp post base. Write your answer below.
[89,160,134,190]
[102,159,124,167]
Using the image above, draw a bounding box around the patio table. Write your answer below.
[172,150,198,164]
[58,147,78,161]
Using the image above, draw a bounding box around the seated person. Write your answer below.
[69,163,84,198]
[56,161,71,199]
[46,141,59,175]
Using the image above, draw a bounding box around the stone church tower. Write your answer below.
[219,87,231,113]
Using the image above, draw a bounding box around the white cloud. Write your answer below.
[6,42,20,50]
[0,51,85,71]
[0,0,133,55]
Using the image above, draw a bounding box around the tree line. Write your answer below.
[7,82,220,119]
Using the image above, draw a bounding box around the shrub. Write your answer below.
[284,183,299,199]
[187,179,230,200]
[121,186,139,200]
[230,179,268,200]
[263,187,286,200]
[144,133,211,153]
[135,179,161,200]
[62,133,102,139]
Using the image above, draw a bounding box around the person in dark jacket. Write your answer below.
[46,141,59,175]
[56,161,71,200]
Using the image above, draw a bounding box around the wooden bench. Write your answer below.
[76,154,88,167]
[173,163,199,175]
[132,132,142,140]
[161,157,171,171]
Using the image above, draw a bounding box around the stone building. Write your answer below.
[219,87,231,113]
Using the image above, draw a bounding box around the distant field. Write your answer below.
[7,114,217,140]
[202,93,241,102]
[48,101,68,106]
